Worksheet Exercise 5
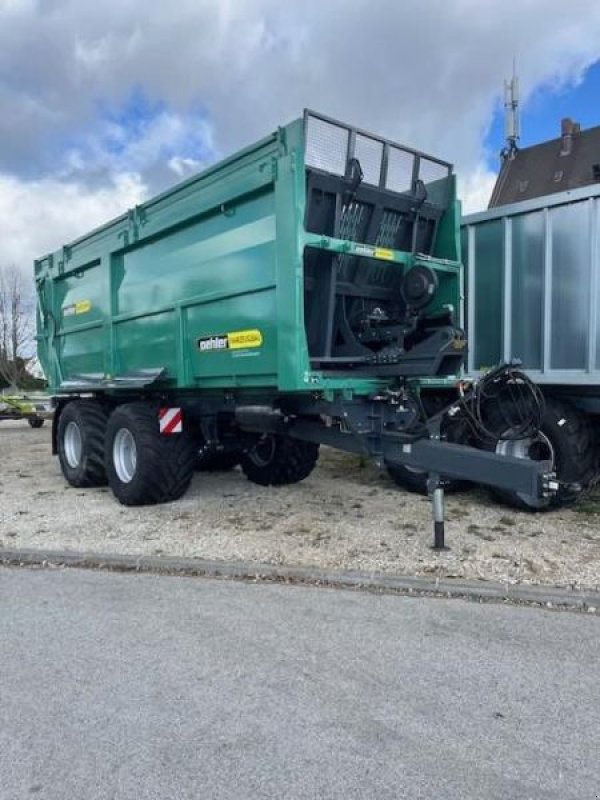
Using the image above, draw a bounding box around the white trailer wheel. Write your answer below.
[113,428,138,484]
[105,403,196,506]
[56,400,109,488]
[63,421,83,469]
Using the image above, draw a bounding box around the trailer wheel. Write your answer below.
[105,403,196,506]
[57,400,109,487]
[488,396,596,510]
[28,417,44,428]
[240,435,319,486]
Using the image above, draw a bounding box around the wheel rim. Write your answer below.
[64,421,83,468]
[113,428,137,484]
[248,435,276,467]
[496,431,555,508]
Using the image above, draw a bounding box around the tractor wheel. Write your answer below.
[28,417,44,428]
[487,396,596,511]
[57,400,109,488]
[105,402,196,506]
[240,435,319,486]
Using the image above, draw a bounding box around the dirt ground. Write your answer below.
[2,420,600,590]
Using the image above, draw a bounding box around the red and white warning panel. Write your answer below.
[159,407,183,434]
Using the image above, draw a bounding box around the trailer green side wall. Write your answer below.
[36,114,461,397]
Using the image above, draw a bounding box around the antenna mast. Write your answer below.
[503,62,520,160]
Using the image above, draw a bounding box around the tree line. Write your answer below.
[0,266,46,391]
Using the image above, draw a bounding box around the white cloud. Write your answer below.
[0,172,147,277]
[2,0,600,271]
[458,166,498,215]
[59,108,215,184]
[167,156,204,178]
[4,0,600,172]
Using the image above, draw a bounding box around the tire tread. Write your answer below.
[57,399,109,488]
[241,436,319,486]
[105,402,196,506]
[492,396,596,511]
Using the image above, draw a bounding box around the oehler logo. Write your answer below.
[197,329,263,353]
[62,299,92,317]
[198,335,229,352]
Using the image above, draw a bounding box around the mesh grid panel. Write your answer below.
[305,117,349,175]
[354,135,383,185]
[419,157,449,185]
[386,147,414,193]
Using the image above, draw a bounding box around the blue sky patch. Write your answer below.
[55,87,216,191]
[485,59,600,171]
[97,88,167,156]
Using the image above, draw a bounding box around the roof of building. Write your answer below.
[489,118,600,208]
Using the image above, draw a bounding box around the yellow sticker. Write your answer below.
[63,299,92,317]
[75,300,92,315]
[374,247,394,261]
[227,329,263,350]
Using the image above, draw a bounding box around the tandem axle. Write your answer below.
[50,366,559,550]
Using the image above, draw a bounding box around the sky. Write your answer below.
[2,0,600,277]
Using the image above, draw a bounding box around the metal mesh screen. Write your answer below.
[304,112,452,204]
[419,157,449,185]
[354,134,383,185]
[386,147,414,193]
[305,116,349,175]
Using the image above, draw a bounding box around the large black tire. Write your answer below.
[28,417,44,429]
[489,396,596,511]
[105,402,196,506]
[57,400,109,488]
[240,435,319,486]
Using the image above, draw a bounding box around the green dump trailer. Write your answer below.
[35,110,559,544]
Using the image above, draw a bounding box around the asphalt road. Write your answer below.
[1,568,598,800]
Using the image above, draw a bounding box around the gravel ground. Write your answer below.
[2,420,600,589]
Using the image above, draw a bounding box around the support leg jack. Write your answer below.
[428,478,449,551]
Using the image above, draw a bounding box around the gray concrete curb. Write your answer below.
[1,547,599,612]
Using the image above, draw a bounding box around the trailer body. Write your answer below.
[36,112,462,396]
[463,183,600,392]
[35,111,557,529]
[462,186,600,508]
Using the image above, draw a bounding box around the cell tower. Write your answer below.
[503,64,520,160]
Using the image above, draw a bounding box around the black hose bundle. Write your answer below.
[458,364,545,442]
